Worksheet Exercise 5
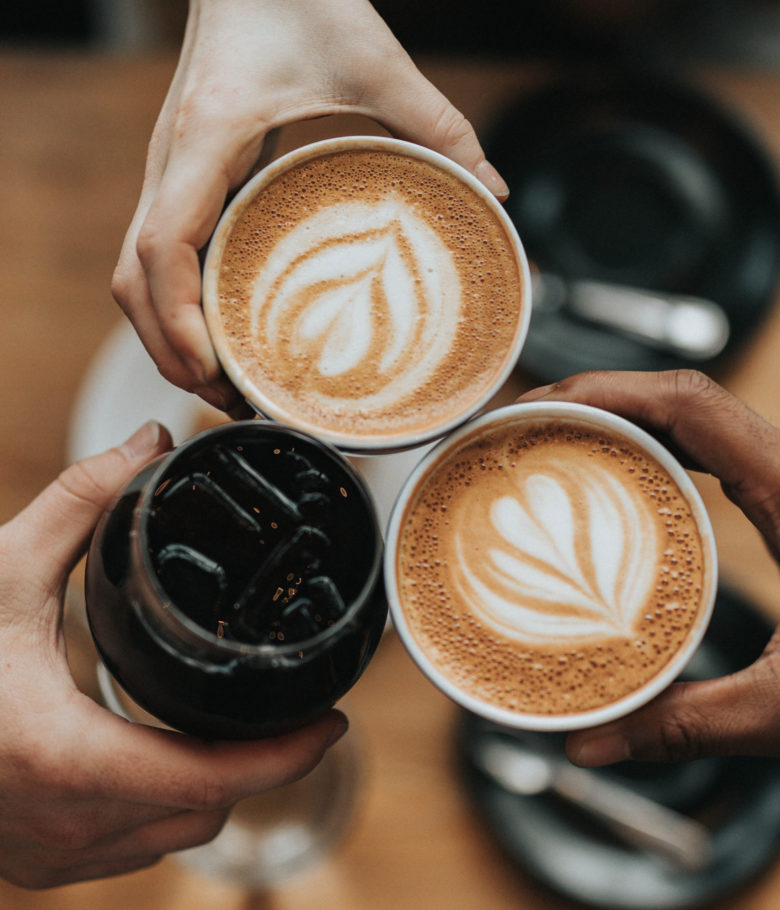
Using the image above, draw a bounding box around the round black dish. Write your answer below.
[487,72,780,381]
[457,585,780,909]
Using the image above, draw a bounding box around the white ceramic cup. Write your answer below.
[203,135,531,453]
[384,401,718,732]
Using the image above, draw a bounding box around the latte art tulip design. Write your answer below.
[455,461,659,642]
[249,200,461,411]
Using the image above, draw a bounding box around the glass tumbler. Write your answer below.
[84,419,387,740]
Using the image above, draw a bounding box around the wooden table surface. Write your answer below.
[2,48,780,909]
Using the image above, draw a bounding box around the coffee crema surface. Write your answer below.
[395,417,710,716]
[211,147,525,446]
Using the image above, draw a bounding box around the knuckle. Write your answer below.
[8,742,63,796]
[17,743,89,810]
[110,266,129,308]
[180,776,232,812]
[431,105,475,154]
[110,258,140,311]
[656,368,727,441]
[55,459,113,511]
[135,216,164,270]
[666,368,717,403]
[656,711,705,763]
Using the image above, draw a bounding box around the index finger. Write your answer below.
[361,57,509,200]
[518,369,780,488]
[83,708,348,811]
[135,151,231,385]
[518,370,780,550]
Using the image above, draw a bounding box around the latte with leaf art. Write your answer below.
[454,454,661,645]
[203,137,529,452]
[389,404,717,726]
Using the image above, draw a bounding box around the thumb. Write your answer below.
[7,422,172,586]
[566,660,780,765]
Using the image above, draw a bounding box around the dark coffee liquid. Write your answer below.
[147,438,373,646]
[85,422,386,740]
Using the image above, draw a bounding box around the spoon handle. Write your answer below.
[532,271,730,361]
[554,763,713,870]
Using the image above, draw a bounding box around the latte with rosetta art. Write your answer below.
[395,417,709,716]
[208,144,526,448]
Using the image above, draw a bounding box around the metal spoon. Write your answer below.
[470,733,713,871]
[532,271,730,361]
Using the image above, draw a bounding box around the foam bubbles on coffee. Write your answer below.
[214,149,524,445]
[396,418,708,716]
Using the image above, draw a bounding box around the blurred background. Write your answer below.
[3,0,780,66]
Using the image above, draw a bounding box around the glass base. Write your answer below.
[96,663,360,889]
[176,733,358,888]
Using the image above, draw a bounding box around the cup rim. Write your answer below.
[383,400,718,731]
[202,135,532,454]
[129,419,383,659]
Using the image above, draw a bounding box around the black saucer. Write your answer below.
[457,586,780,909]
[486,72,780,381]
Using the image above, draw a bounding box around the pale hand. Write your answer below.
[112,0,508,415]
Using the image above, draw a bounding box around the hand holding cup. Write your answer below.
[518,369,780,765]
[111,0,509,414]
[0,423,345,888]
[386,392,717,736]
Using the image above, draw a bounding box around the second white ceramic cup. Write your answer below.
[385,401,718,732]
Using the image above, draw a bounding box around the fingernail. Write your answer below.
[516,383,557,403]
[194,384,228,411]
[572,732,629,767]
[475,159,509,200]
[185,355,209,385]
[121,421,164,458]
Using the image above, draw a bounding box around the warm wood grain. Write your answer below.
[1,49,780,908]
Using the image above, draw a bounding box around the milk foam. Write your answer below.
[396,418,707,716]
[250,199,461,414]
[454,460,658,643]
[211,146,526,444]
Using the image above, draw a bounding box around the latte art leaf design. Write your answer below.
[455,464,658,642]
[249,200,461,409]
[294,269,377,377]
[291,232,415,378]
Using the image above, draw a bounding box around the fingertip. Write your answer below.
[192,384,228,412]
[474,159,509,201]
[566,730,630,767]
[227,398,257,422]
[119,420,172,460]
[515,383,558,403]
[324,710,349,750]
[183,344,221,387]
